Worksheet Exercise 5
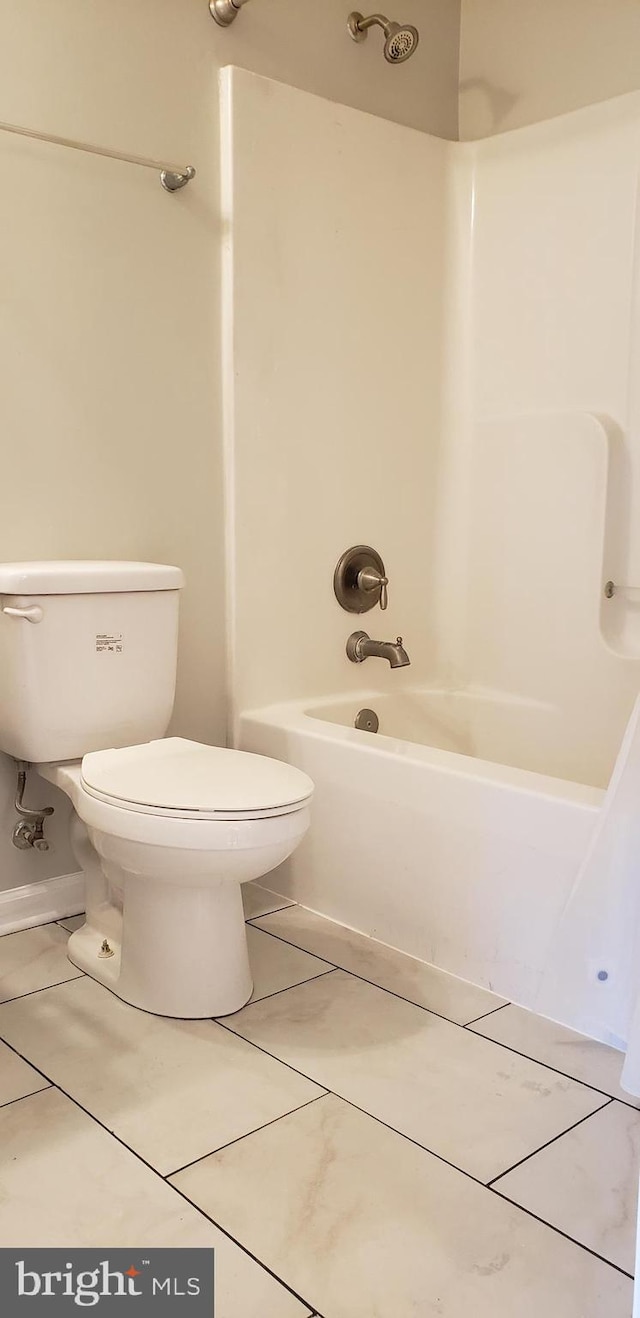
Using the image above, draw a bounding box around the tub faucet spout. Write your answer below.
[346,630,410,668]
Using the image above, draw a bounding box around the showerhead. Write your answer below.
[382,20,418,62]
[347,11,419,64]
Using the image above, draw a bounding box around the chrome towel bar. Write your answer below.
[0,118,195,192]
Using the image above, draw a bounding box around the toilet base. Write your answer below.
[57,793,310,1020]
[68,881,253,1018]
[68,867,254,1019]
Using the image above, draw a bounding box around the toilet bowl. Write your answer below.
[0,560,313,1020]
[38,738,313,1018]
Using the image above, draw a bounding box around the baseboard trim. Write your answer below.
[0,872,84,936]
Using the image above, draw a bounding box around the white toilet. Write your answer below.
[0,561,313,1018]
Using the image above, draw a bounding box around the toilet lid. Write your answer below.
[80,737,314,820]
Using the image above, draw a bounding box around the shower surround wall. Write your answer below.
[437,92,640,787]
[226,73,640,779]
[227,72,640,1012]
[222,67,450,727]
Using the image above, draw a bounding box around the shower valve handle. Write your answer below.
[357,567,388,610]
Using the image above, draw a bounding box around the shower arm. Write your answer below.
[209,0,251,26]
[351,12,393,35]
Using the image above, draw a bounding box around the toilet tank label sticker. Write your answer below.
[0,1249,215,1314]
[96,633,124,653]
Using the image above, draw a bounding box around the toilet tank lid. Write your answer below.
[0,561,184,595]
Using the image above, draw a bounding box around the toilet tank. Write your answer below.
[0,561,184,762]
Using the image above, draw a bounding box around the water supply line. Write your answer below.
[12,761,54,851]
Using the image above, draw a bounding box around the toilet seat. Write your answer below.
[80,737,314,821]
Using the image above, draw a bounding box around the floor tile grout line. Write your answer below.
[49,931,640,1112]
[216,1017,369,1110]
[214,1017,583,1189]
[0,1009,622,1211]
[167,1092,330,1178]
[6,912,493,1040]
[218,1023,635,1278]
[215,1020,631,1238]
[246,921,639,1103]
[245,902,294,921]
[153,1179,325,1316]
[489,1183,635,1280]
[60,914,640,1113]
[229,968,337,1015]
[0,918,74,940]
[3,914,636,1287]
[464,1002,511,1027]
[231,931,627,1105]
[0,1030,327,1192]
[1,1028,627,1286]
[0,906,282,941]
[245,924,510,1033]
[9,912,634,1105]
[464,1024,640,1110]
[0,1082,52,1113]
[0,1037,62,1090]
[0,1074,321,1316]
[487,1097,615,1187]
[0,972,86,1009]
[169,1171,327,1315]
[1,936,632,1116]
[0,1035,75,1090]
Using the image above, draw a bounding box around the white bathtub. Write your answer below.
[239,687,605,1013]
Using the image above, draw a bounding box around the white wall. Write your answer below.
[223,68,452,725]
[0,1,460,897]
[459,0,640,140]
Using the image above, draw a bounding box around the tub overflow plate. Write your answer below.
[355,708,379,733]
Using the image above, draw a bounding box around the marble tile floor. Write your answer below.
[0,881,637,1317]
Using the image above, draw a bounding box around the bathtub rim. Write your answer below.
[240,693,605,812]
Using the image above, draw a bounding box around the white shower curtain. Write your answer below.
[536,693,640,1095]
